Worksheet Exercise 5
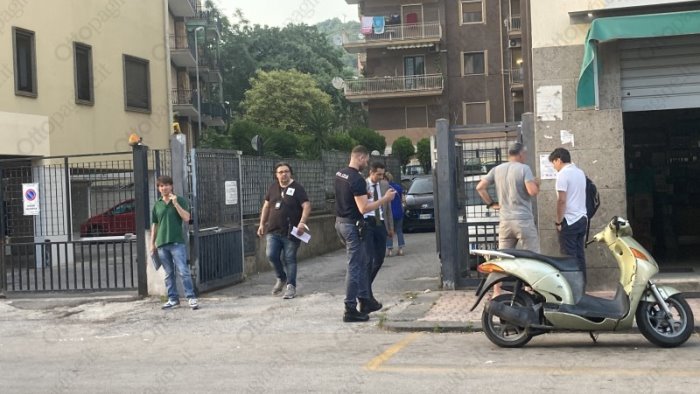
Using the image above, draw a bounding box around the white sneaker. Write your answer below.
[188,298,199,310]
[283,284,296,299]
[161,299,180,309]
[272,278,286,295]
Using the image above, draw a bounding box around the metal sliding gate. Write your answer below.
[435,115,535,289]
[0,152,142,294]
[189,149,244,292]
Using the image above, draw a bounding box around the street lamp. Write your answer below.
[194,26,205,144]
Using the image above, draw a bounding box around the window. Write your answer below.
[13,27,37,97]
[461,1,483,24]
[404,56,425,89]
[463,101,489,125]
[463,52,486,75]
[74,43,93,104]
[123,55,151,112]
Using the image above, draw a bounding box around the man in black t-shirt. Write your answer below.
[335,146,395,322]
[258,162,311,299]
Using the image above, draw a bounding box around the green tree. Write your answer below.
[416,138,432,173]
[348,127,386,153]
[327,133,356,152]
[242,70,333,133]
[392,137,415,171]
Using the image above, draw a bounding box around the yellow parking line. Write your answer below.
[364,332,423,371]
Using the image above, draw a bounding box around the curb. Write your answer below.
[381,291,700,334]
[4,293,142,310]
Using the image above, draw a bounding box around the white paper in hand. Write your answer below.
[291,226,311,243]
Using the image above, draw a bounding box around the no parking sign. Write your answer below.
[22,183,40,216]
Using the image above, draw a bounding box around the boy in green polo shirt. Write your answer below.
[150,175,198,310]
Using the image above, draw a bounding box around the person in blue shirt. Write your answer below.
[384,172,405,257]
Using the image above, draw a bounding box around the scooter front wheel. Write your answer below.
[636,294,694,348]
[482,293,534,348]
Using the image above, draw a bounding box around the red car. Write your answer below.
[80,199,136,237]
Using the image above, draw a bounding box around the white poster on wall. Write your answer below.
[22,183,40,215]
[536,85,563,121]
[539,155,557,180]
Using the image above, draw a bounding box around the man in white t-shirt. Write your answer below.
[549,148,588,282]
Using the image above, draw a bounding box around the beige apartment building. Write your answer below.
[343,0,533,146]
[0,0,171,158]
[531,0,700,287]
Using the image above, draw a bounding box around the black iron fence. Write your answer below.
[241,151,400,217]
[0,151,169,293]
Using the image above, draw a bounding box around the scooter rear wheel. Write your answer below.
[482,293,534,348]
[636,294,694,348]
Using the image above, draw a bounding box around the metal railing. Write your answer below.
[171,88,197,105]
[510,68,524,84]
[509,15,521,31]
[344,74,444,96]
[169,34,196,59]
[344,21,442,44]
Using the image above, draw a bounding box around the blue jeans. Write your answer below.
[158,243,196,301]
[386,219,405,249]
[335,221,369,308]
[265,233,300,287]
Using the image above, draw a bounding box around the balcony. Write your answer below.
[509,68,524,89]
[169,34,197,68]
[188,6,222,36]
[343,74,444,102]
[507,15,521,35]
[168,0,196,17]
[342,21,442,54]
[201,103,226,127]
[171,88,200,118]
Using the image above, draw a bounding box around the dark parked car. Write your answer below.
[80,199,136,237]
[402,176,435,232]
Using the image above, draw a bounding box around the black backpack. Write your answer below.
[585,176,600,244]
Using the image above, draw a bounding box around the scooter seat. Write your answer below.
[499,249,580,272]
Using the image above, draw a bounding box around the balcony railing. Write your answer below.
[344,74,443,98]
[171,88,197,105]
[343,21,442,45]
[510,68,524,85]
[508,15,521,31]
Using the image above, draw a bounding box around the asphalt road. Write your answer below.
[1,232,699,393]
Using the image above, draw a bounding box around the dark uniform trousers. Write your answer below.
[365,219,387,299]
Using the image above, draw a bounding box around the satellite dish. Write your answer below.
[331,77,345,90]
[251,135,263,154]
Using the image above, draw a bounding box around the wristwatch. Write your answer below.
[486,201,495,208]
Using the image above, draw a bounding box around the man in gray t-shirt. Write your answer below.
[477,142,541,272]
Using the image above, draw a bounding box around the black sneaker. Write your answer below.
[343,306,369,322]
[359,298,383,314]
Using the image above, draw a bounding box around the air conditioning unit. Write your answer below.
[508,39,521,48]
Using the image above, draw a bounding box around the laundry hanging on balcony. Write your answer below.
[361,16,373,34]
[373,16,385,35]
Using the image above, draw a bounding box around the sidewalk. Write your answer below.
[382,289,700,333]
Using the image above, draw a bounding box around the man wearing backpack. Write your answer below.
[549,148,588,284]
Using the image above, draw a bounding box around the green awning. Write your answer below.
[577,10,700,109]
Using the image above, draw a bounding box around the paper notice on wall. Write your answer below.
[225,181,238,205]
[539,155,557,180]
[536,85,563,121]
[560,130,575,147]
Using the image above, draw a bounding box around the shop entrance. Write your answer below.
[624,108,700,269]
